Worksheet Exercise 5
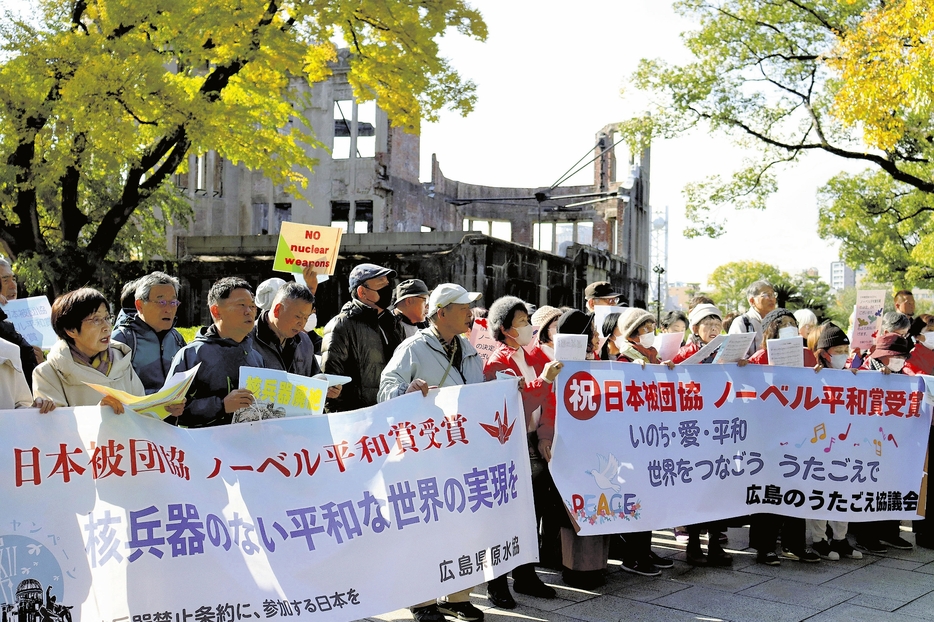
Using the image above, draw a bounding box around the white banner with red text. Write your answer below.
[551,362,933,536]
[0,380,536,622]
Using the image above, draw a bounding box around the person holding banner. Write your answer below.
[167,278,265,427]
[803,322,863,561]
[378,283,485,622]
[747,308,820,565]
[33,288,144,411]
[0,257,42,385]
[610,307,676,576]
[536,309,613,588]
[322,263,403,412]
[482,296,563,607]
[852,332,917,553]
[673,303,723,364]
[0,337,54,411]
[670,303,735,567]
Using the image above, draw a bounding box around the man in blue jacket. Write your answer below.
[167,277,264,427]
[112,271,187,394]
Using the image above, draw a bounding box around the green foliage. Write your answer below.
[623,0,934,285]
[707,260,784,314]
[707,260,833,317]
[0,0,487,294]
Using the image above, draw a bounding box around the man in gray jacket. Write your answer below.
[378,283,485,622]
[112,271,186,394]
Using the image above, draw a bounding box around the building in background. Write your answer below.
[169,51,652,321]
[830,261,856,292]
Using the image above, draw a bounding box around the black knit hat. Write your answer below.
[815,323,849,350]
[762,307,795,330]
[557,309,594,335]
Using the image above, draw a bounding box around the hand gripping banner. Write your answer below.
[550,362,933,536]
[0,380,536,622]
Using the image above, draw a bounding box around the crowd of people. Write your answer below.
[1,256,933,619]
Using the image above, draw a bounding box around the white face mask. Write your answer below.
[511,324,535,346]
[922,331,934,349]
[778,326,798,340]
[887,357,906,373]
[639,333,655,348]
[614,335,628,350]
[830,353,848,369]
[304,313,317,332]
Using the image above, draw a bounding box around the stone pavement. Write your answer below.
[370,526,934,622]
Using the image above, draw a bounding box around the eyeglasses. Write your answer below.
[757,293,776,300]
[146,299,181,308]
[83,315,115,328]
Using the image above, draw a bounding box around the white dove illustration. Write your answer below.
[586,453,621,492]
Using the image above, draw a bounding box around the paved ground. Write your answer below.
[370,525,934,622]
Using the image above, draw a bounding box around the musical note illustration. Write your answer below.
[810,423,827,444]
[873,439,883,456]
[794,438,808,448]
[879,426,898,447]
[838,423,851,441]
[823,438,836,453]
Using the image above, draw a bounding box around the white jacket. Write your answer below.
[0,337,32,409]
[33,340,144,407]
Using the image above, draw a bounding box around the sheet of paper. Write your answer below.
[592,305,627,333]
[312,374,352,387]
[680,334,727,364]
[85,363,200,419]
[851,289,886,351]
[766,337,805,367]
[273,223,343,275]
[713,332,756,363]
[239,366,329,417]
[554,334,588,361]
[653,332,684,362]
[468,318,498,366]
[1,296,56,348]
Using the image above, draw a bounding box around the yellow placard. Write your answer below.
[273,223,343,275]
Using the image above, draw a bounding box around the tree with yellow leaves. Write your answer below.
[0,0,486,293]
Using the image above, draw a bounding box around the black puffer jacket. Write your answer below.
[321,298,403,412]
[0,307,38,389]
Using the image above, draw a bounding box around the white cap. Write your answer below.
[688,303,722,328]
[256,278,287,311]
[428,283,481,316]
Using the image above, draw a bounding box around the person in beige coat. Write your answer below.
[33,288,143,410]
[0,337,54,411]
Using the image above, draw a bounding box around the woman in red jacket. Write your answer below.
[482,296,562,607]
[747,308,819,565]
